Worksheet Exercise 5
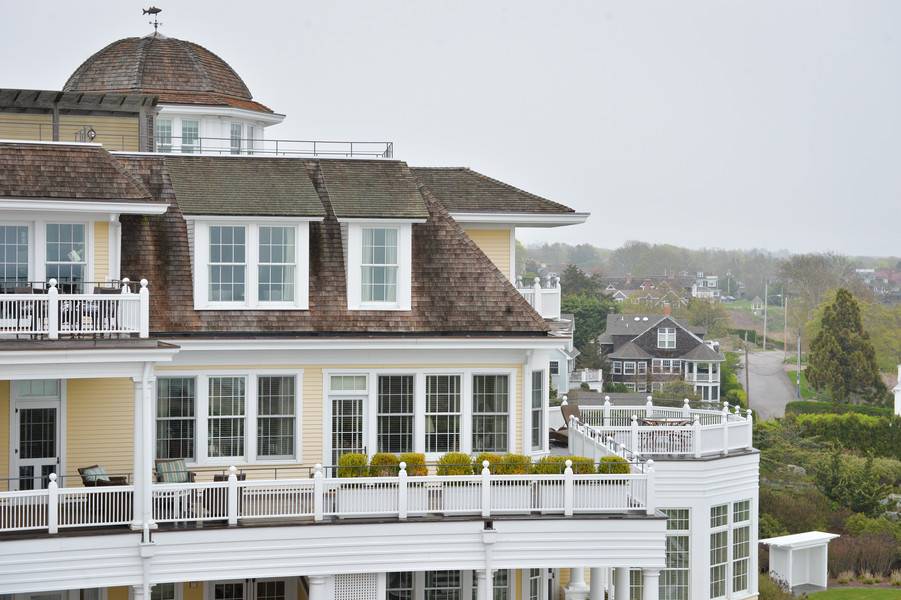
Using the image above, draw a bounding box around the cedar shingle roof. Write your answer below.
[164,156,325,217]
[0,142,152,202]
[411,167,575,214]
[117,155,549,336]
[320,160,428,219]
[63,34,274,114]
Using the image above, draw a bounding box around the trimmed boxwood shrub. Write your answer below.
[399,452,427,476]
[531,455,595,474]
[495,453,532,475]
[598,455,630,475]
[369,452,400,477]
[337,452,369,477]
[568,456,595,474]
[471,452,503,474]
[437,452,473,475]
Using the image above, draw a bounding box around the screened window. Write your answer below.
[208,376,246,458]
[387,572,414,600]
[46,224,86,291]
[257,376,295,459]
[425,570,461,600]
[181,119,199,153]
[377,375,414,453]
[155,119,172,152]
[531,370,544,450]
[156,378,195,460]
[425,375,461,453]
[472,375,509,453]
[0,225,28,286]
[361,227,398,303]
[710,530,728,598]
[658,327,676,349]
[662,508,690,600]
[230,123,242,155]
[258,226,295,302]
[209,226,246,302]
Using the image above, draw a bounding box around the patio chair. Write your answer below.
[549,403,583,447]
[73,465,132,527]
[153,459,197,524]
[90,286,123,333]
[154,459,196,483]
[78,465,128,487]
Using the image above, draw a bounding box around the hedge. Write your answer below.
[369,452,400,477]
[337,452,369,477]
[785,400,892,418]
[793,413,901,459]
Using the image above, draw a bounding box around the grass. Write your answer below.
[786,368,814,399]
[809,589,900,599]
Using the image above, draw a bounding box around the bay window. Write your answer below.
[377,375,414,453]
[623,362,636,375]
[425,375,461,453]
[472,374,509,453]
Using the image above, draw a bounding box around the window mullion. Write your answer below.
[414,372,426,454]
[247,225,259,308]
[247,374,258,463]
[197,375,209,465]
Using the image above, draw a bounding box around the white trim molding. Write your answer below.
[346,221,413,311]
[449,212,590,227]
[0,199,169,215]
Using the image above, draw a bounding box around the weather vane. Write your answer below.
[143,6,162,33]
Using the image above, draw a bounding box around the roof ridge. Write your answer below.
[107,149,153,200]
[462,168,575,213]
[175,38,215,93]
[133,36,152,92]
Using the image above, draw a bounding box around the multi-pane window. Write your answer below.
[387,572,414,600]
[258,226,296,302]
[46,224,86,291]
[658,327,677,349]
[213,583,243,600]
[425,375,461,453]
[151,583,176,600]
[425,570,461,600]
[209,226,246,302]
[156,378,195,460]
[549,361,559,376]
[733,499,750,523]
[181,119,199,153]
[230,123,242,154]
[257,376,295,459]
[710,530,728,598]
[155,119,172,152]
[624,382,636,391]
[531,370,544,451]
[612,361,622,375]
[638,362,647,375]
[256,581,286,600]
[0,225,28,286]
[710,504,728,528]
[732,525,750,593]
[662,508,690,600]
[247,126,256,154]
[208,376,246,458]
[361,227,398,303]
[331,397,364,465]
[377,375,414,453]
[623,362,636,375]
[493,570,510,600]
[637,382,647,393]
[528,569,542,600]
[630,570,643,600]
[472,375,509,452]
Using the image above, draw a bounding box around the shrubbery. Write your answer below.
[794,413,901,459]
[785,400,892,417]
[368,452,400,477]
[399,452,427,476]
[829,534,897,577]
[337,452,369,477]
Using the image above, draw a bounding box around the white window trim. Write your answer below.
[154,369,303,467]
[658,327,677,349]
[193,220,310,310]
[623,361,636,375]
[346,222,412,311]
[203,578,297,600]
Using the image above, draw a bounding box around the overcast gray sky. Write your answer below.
[3,1,899,256]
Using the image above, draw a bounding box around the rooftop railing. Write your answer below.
[153,136,394,158]
[516,276,561,320]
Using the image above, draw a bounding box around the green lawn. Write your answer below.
[809,589,900,599]
[786,368,814,399]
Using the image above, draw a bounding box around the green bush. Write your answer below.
[437,452,473,476]
[568,456,595,474]
[368,452,399,477]
[495,453,532,475]
[337,453,369,478]
[793,413,901,459]
[844,513,901,543]
[598,455,630,474]
[399,452,427,476]
[532,455,568,474]
[786,400,892,418]
[757,574,793,600]
[471,452,503,474]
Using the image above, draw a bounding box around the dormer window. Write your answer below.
[346,222,412,311]
[658,326,676,349]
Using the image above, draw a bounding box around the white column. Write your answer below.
[131,376,145,530]
[307,575,330,600]
[565,567,589,600]
[641,569,659,600]
[589,567,605,600]
[476,569,494,600]
[614,567,631,600]
[142,370,156,531]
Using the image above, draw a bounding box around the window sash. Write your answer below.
[0,225,28,285]
[256,376,296,459]
[209,225,246,302]
[181,120,199,152]
[531,370,543,450]
[208,376,246,459]
[361,227,399,303]
[472,375,509,453]
[156,120,172,152]
[623,362,636,375]
[258,226,296,302]
[425,375,461,453]
[710,504,728,528]
[377,375,414,453]
[612,361,622,374]
[156,377,196,460]
[230,123,242,155]
[658,327,676,349]
[46,223,86,289]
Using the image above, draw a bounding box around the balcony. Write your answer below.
[153,136,394,158]
[0,278,150,339]
[684,372,718,383]
[516,276,562,319]
[568,399,753,459]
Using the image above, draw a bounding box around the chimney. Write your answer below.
[663,303,672,317]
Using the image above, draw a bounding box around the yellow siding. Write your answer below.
[462,227,512,279]
[94,221,110,282]
[66,378,133,485]
[184,582,203,600]
[0,112,53,141]
[0,381,8,483]
[108,587,129,600]
[58,114,140,151]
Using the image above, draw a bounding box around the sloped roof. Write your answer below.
[607,341,653,360]
[679,343,725,361]
[603,314,706,337]
[411,167,575,214]
[164,156,325,217]
[0,141,152,202]
[320,160,428,219]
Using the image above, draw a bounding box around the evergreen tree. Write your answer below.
[807,289,886,402]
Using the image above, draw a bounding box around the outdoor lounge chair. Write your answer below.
[78,465,128,487]
[549,403,582,447]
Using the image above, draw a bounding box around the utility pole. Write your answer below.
[797,327,802,399]
[762,280,769,350]
[744,331,751,407]
[783,294,788,362]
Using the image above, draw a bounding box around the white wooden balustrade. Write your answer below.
[515,276,562,319]
[0,278,149,339]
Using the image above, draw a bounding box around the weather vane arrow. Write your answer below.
[143,6,162,33]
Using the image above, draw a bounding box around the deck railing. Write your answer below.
[0,278,149,339]
[153,136,394,158]
[516,276,562,320]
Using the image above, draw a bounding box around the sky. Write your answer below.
[2,1,899,256]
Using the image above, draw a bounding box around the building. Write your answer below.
[0,19,757,600]
[599,310,725,401]
[690,272,721,301]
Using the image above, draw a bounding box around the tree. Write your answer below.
[806,289,886,403]
[559,264,600,297]
[684,298,730,338]
[561,292,618,369]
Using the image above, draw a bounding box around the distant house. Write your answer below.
[599,309,725,400]
[691,271,721,300]
[751,296,764,314]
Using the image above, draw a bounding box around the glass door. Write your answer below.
[12,380,62,490]
[331,397,364,467]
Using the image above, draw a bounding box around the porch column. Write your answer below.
[589,567,605,600]
[142,371,156,531]
[565,567,589,600]
[475,569,494,600]
[641,569,660,600]
[614,567,631,600]
[132,365,156,534]
[131,376,145,530]
[307,575,330,600]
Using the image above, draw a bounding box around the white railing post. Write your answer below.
[645,460,656,515]
[516,276,523,289]
[532,277,542,315]
[745,409,754,449]
[563,459,574,517]
[398,461,408,520]
[47,473,59,534]
[227,466,238,525]
[646,396,653,417]
[313,464,324,522]
[721,402,730,456]
[603,396,611,426]
[481,460,491,519]
[631,414,640,456]
[139,279,150,338]
[47,279,59,339]
[693,415,702,458]
[682,398,691,419]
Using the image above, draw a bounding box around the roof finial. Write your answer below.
[143,6,162,34]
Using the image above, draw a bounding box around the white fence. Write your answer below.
[516,277,562,320]
[0,279,149,339]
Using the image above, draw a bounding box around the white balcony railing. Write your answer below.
[684,372,718,383]
[516,276,561,320]
[0,462,654,535]
[571,399,753,458]
[0,278,149,339]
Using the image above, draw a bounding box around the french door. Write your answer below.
[331,397,365,466]
[208,579,295,600]
[11,380,62,491]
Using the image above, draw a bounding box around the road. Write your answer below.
[738,350,797,420]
